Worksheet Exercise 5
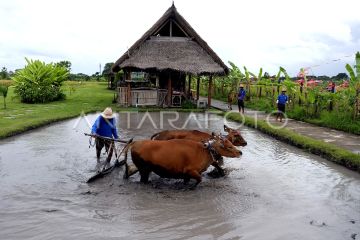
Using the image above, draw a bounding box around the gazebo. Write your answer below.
[112,3,228,107]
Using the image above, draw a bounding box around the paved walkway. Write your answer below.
[200,97,360,154]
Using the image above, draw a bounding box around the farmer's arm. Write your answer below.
[91,116,100,134]
[112,119,119,139]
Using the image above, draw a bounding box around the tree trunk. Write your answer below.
[196,77,200,100]
[208,76,213,108]
[259,86,262,98]
[167,73,172,106]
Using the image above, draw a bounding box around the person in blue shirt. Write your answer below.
[237,84,246,114]
[276,88,288,122]
[91,107,119,162]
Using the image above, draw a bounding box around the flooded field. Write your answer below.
[0,112,359,240]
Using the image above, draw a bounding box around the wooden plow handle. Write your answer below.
[84,133,131,144]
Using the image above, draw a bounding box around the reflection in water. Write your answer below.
[0,112,359,240]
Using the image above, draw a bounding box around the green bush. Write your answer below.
[287,106,307,121]
[181,99,197,109]
[12,58,69,103]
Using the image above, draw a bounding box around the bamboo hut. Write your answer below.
[112,3,228,107]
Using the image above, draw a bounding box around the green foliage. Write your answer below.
[12,58,69,103]
[0,84,9,108]
[206,57,360,134]
[333,72,348,80]
[0,67,9,79]
[69,73,90,81]
[181,99,197,109]
[102,62,114,76]
[56,60,72,73]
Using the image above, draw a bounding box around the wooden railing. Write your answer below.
[117,87,169,107]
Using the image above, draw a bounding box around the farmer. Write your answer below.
[276,88,288,122]
[91,107,119,162]
[238,84,246,114]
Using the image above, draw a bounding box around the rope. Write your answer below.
[88,136,96,148]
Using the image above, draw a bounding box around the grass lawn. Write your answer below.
[0,81,207,139]
[0,82,120,138]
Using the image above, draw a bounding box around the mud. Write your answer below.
[0,112,359,239]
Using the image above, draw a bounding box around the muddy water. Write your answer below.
[0,112,359,240]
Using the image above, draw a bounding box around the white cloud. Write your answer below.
[0,0,359,76]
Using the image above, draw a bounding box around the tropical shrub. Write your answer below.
[181,99,197,109]
[0,83,9,109]
[12,58,69,103]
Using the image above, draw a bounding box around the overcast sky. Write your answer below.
[0,0,359,76]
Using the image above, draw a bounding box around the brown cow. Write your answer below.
[123,138,241,188]
[150,125,247,147]
[223,124,247,146]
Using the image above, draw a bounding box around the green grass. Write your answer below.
[289,110,360,134]
[223,112,360,173]
[0,82,205,139]
[0,82,116,138]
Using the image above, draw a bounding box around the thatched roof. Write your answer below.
[112,4,229,76]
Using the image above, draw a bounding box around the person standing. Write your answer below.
[331,81,336,93]
[276,88,288,122]
[237,84,246,114]
[91,107,119,162]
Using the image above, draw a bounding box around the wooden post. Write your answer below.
[167,72,172,106]
[156,74,159,88]
[170,20,173,37]
[196,76,200,100]
[208,75,212,108]
[126,71,131,107]
[188,74,192,98]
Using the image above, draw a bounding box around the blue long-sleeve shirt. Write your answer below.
[91,116,119,139]
[238,89,246,100]
[277,94,288,105]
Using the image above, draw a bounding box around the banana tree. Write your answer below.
[249,68,264,98]
[243,66,252,100]
[282,77,297,110]
[345,51,360,119]
[272,67,289,103]
[0,84,9,109]
[227,61,244,94]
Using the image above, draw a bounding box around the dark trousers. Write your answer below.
[277,103,286,119]
[96,138,114,162]
[238,99,244,112]
[277,103,285,113]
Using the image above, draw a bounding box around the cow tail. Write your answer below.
[150,132,160,140]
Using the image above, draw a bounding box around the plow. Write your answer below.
[84,133,133,183]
